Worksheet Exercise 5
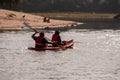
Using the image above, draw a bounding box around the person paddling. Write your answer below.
[52,31,62,47]
[32,32,51,48]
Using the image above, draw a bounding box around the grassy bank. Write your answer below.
[33,12,116,19]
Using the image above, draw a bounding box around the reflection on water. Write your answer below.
[0,19,120,80]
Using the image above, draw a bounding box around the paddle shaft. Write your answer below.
[23,22,52,41]
[23,22,38,32]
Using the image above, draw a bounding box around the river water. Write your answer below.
[0,19,120,80]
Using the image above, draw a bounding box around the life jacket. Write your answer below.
[35,36,44,46]
[52,34,59,43]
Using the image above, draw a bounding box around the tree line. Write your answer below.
[0,0,22,9]
[0,0,120,13]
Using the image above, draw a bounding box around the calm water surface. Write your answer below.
[0,19,120,80]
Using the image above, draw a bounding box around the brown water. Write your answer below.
[0,19,120,80]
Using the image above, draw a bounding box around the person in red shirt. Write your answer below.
[52,31,62,47]
[32,32,51,48]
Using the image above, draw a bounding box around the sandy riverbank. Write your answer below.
[0,9,80,31]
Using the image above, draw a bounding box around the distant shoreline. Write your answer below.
[0,9,81,31]
[0,9,118,32]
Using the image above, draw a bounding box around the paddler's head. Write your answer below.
[55,31,60,34]
[39,32,44,37]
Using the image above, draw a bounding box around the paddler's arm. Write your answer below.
[43,38,53,44]
[32,32,38,40]
[58,36,62,42]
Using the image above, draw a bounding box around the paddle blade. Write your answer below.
[58,45,66,50]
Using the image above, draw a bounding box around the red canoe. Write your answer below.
[28,40,74,51]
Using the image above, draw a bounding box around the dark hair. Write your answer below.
[40,32,44,36]
[55,31,60,34]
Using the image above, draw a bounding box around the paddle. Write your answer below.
[56,44,66,50]
[23,22,38,32]
[23,22,66,50]
[23,22,52,41]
